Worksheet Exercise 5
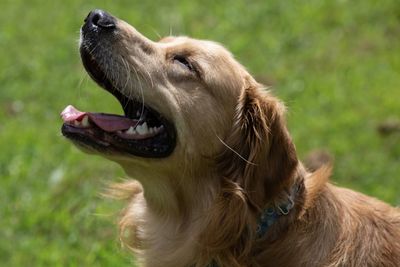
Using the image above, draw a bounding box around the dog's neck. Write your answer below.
[123,163,220,219]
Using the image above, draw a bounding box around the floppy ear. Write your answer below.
[217,81,299,207]
[198,81,299,265]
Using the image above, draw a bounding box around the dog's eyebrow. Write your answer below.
[167,47,195,56]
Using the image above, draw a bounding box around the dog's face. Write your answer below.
[61,10,251,173]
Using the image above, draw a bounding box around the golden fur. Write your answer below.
[82,14,400,267]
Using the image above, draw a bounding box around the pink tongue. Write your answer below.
[61,105,139,132]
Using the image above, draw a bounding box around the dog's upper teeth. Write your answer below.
[74,120,81,126]
[121,123,163,137]
[126,126,136,135]
[81,115,90,127]
[136,122,149,135]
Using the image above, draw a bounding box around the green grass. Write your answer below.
[1,0,399,265]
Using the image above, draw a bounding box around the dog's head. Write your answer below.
[62,10,247,164]
[61,10,298,205]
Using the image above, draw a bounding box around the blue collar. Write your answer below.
[205,183,300,267]
[256,184,298,237]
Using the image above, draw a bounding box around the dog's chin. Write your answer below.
[60,46,177,158]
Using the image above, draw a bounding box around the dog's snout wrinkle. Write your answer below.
[85,9,116,30]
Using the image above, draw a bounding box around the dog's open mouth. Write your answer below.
[60,48,176,158]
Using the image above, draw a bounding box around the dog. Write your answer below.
[61,10,400,267]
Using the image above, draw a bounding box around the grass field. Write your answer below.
[1,0,399,265]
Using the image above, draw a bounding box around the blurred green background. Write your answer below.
[1,0,399,266]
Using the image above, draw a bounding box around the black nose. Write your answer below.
[84,9,116,29]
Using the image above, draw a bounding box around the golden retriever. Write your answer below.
[61,10,400,267]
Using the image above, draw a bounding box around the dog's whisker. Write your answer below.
[142,67,154,89]
[216,135,257,166]
[87,42,100,57]
[122,60,141,121]
[149,26,162,40]
[132,66,145,126]
[119,55,133,112]
[75,73,90,104]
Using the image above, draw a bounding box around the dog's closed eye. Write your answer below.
[173,55,195,72]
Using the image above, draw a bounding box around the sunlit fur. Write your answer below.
[83,15,400,267]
